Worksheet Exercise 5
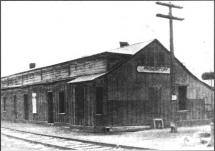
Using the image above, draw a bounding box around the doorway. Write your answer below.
[23,94,29,120]
[14,95,17,119]
[96,87,103,114]
[47,92,54,123]
[75,85,85,125]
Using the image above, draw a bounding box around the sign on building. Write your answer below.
[137,66,170,74]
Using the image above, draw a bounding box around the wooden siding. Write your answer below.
[1,53,130,89]
[23,71,41,85]
[70,59,107,77]
[1,40,214,128]
[104,42,171,126]
[1,52,131,127]
[174,55,214,120]
[103,40,214,127]
[1,82,71,124]
[69,83,95,126]
[2,59,107,88]
[1,80,97,126]
[107,53,131,70]
[1,78,8,88]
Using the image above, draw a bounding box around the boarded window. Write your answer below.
[59,91,65,113]
[96,87,103,114]
[178,86,187,110]
[3,97,6,111]
[32,93,37,114]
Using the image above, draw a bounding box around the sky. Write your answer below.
[1,1,214,86]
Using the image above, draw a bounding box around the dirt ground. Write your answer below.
[1,121,214,150]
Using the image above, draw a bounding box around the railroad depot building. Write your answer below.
[1,39,214,131]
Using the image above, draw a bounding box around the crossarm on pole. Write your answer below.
[156,2,183,9]
[156,14,184,21]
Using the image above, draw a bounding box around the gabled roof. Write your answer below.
[106,39,154,55]
[97,39,213,91]
[155,39,214,91]
[2,40,154,79]
[1,52,130,79]
[1,38,213,91]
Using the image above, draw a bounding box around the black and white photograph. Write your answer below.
[1,1,214,150]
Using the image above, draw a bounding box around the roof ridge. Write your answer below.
[105,39,155,52]
[1,40,156,78]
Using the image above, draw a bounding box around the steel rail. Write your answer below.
[2,133,74,150]
[2,127,155,150]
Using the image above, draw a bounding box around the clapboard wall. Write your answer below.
[1,52,130,89]
[102,40,214,127]
[1,52,130,126]
[1,39,213,129]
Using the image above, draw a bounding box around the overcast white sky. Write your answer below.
[1,1,214,86]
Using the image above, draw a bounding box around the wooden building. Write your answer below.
[1,39,214,131]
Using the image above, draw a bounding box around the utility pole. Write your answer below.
[156,1,184,124]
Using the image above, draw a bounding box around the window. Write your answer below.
[59,91,65,113]
[3,97,6,111]
[96,87,103,114]
[178,86,187,110]
[32,93,37,114]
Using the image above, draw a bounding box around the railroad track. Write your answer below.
[1,127,154,150]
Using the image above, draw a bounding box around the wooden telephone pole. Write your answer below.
[156,1,184,124]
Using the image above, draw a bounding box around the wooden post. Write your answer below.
[156,1,184,129]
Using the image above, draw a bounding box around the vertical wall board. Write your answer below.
[89,85,93,126]
[84,84,87,126]
[71,85,75,125]
[106,41,171,126]
[70,59,107,78]
[68,85,72,124]
[1,41,214,127]
[92,84,96,126]
[87,84,91,126]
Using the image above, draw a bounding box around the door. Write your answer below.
[96,87,103,114]
[75,85,84,125]
[24,94,29,120]
[47,92,54,123]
